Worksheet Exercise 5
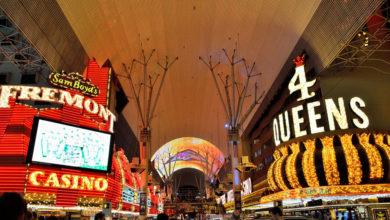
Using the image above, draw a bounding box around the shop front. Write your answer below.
[115,148,162,218]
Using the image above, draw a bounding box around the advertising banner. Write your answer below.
[139,192,147,215]
[122,185,136,204]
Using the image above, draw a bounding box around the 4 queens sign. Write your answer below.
[273,55,370,146]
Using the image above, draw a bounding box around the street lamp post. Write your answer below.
[120,50,178,219]
[200,49,264,212]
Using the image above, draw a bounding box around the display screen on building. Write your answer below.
[122,184,136,204]
[27,117,114,172]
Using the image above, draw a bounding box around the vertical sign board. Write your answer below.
[139,192,147,216]
[102,202,112,217]
[274,200,282,209]
[234,191,241,211]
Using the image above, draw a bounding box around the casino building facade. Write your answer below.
[0,58,162,218]
[218,1,390,219]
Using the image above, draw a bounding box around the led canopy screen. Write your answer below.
[27,117,114,172]
[152,137,225,180]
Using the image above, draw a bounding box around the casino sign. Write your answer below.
[272,55,369,147]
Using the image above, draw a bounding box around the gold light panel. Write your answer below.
[358,133,383,181]
[339,134,362,184]
[321,136,340,185]
[267,163,278,191]
[274,147,289,191]
[260,183,390,204]
[77,196,104,207]
[268,153,280,191]
[302,139,320,187]
[286,143,301,188]
[374,134,390,180]
[267,131,390,194]
[24,193,56,205]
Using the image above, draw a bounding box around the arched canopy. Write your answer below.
[151,137,225,180]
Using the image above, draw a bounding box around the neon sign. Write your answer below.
[48,71,100,97]
[273,55,369,146]
[29,171,108,191]
[0,85,116,132]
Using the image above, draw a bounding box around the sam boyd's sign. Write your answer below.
[48,71,100,97]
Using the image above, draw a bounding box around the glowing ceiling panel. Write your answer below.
[151,137,225,180]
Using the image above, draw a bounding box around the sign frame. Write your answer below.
[139,192,147,216]
[26,116,115,173]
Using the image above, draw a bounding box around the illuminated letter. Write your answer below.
[98,104,110,121]
[350,97,369,129]
[52,73,59,82]
[325,98,348,131]
[60,174,71,188]
[71,175,79,189]
[0,86,21,107]
[29,171,44,186]
[58,90,84,109]
[307,101,324,134]
[44,173,60,187]
[80,176,95,190]
[279,111,291,142]
[41,87,58,102]
[95,178,108,191]
[291,105,307,138]
[18,86,42,101]
[84,98,99,114]
[108,111,116,133]
[273,118,281,146]
[73,80,80,88]
[288,65,316,101]
[64,80,72,86]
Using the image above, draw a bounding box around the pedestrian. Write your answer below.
[32,212,37,220]
[95,212,105,220]
[231,210,240,220]
[157,213,169,220]
[25,211,32,220]
[0,192,27,220]
[270,207,283,220]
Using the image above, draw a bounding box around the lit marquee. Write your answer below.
[273,55,369,146]
[29,171,108,191]
[0,85,116,132]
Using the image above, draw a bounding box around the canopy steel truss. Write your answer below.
[0,9,51,85]
[328,1,390,71]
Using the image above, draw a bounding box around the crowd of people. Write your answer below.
[0,192,107,220]
[0,192,284,220]
[0,192,36,220]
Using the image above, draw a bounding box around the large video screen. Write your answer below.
[27,117,114,172]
